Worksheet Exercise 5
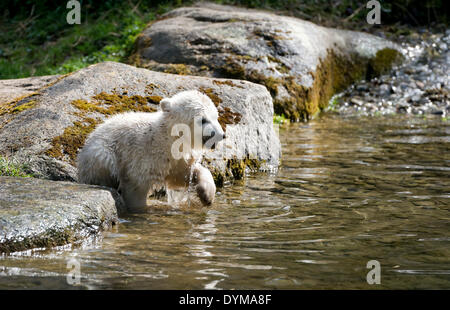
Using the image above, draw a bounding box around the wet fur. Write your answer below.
[77,90,223,211]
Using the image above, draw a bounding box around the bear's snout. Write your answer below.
[202,125,225,150]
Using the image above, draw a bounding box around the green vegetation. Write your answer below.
[0,94,37,116]
[0,156,33,177]
[368,48,404,78]
[0,1,175,78]
[326,95,341,112]
[218,0,448,26]
[1,0,446,79]
[273,114,290,125]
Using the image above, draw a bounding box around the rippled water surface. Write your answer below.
[1,114,449,289]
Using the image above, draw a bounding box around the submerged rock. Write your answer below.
[0,176,122,253]
[0,61,280,184]
[131,3,402,121]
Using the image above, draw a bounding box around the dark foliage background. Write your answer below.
[1,1,447,79]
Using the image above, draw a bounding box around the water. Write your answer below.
[1,114,449,289]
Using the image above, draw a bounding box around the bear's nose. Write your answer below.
[222,133,226,139]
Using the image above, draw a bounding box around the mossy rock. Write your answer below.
[0,62,280,184]
[0,94,38,116]
[133,3,402,121]
[368,48,404,78]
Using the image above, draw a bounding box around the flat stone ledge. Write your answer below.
[0,75,61,104]
[0,176,123,254]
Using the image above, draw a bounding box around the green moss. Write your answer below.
[273,114,290,124]
[207,43,400,122]
[261,76,310,121]
[163,63,192,75]
[268,50,366,121]
[199,87,222,107]
[224,49,372,121]
[218,106,242,131]
[267,55,291,73]
[227,158,246,180]
[145,83,162,94]
[210,158,261,187]
[223,157,262,181]
[261,75,282,96]
[220,56,247,80]
[71,93,160,115]
[212,79,244,88]
[198,87,242,131]
[45,118,99,165]
[368,48,403,78]
[91,92,160,113]
[12,100,36,113]
[210,167,225,187]
[148,95,163,104]
[71,99,105,113]
[252,29,290,46]
[0,94,38,116]
[244,157,262,171]
[0,225,84,254]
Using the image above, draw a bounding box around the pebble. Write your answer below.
[330,29,449,117]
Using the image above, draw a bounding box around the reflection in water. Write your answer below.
[0,114,449,289]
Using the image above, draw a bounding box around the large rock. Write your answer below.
[0,176,123,253]
[131,3,403,121]
[0,61,280,184]
[0,75,61,104]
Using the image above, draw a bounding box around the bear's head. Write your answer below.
[160,90,225,152]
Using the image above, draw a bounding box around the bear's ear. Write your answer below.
[160,98,172,112]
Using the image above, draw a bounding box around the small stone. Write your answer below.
[350,98,364,106]
[431,109,444,115]
[356,84,369,92]
[411,94,421,102]
[397,104,411,114]
[415,81,425,89]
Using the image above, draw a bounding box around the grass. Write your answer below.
[273,114,290,125]
[326,95,342,112]
[0,0,446,79]
[0,156,34,177]
[0,1,175,78]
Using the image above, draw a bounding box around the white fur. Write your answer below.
[77,90,224,211]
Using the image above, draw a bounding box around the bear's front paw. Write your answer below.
[193,163,216,206]
[196,180,216,206]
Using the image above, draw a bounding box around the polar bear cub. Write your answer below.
[77,90,225,212]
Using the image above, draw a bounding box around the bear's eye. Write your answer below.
[201,117,209,125]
